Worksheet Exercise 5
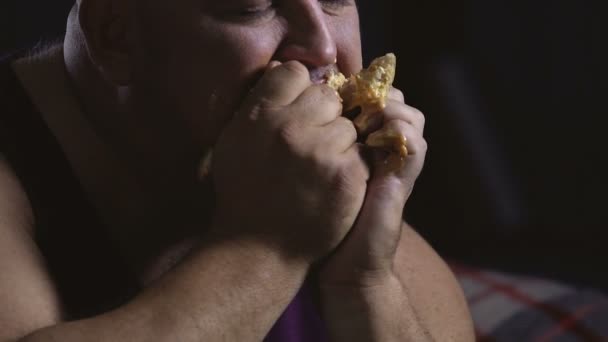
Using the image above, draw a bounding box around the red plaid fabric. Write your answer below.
[450,264,608,341]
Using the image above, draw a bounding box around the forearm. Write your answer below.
[320,274,434,342]
[320,223,475,342]
[20,235,309,342]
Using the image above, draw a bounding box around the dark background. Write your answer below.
[391,0,607,291]
[2,0,606,291]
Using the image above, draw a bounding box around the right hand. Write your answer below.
[210,61,369,263]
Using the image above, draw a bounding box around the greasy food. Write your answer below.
[326,53,408,159]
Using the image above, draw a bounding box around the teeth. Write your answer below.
[311,77,326,85]
[310,65,340,84]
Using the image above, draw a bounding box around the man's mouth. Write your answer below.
[309,65,340,84]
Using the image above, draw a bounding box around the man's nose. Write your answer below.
[277,2,338,68]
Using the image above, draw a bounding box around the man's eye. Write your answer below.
[320,0,354,11]
[234,4,276,20]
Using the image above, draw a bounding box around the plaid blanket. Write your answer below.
[451,264,608,341]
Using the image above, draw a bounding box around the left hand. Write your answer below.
[317,87,427,289]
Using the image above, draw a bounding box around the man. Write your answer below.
[0,0,474,340]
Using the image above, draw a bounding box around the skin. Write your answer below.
[0,0,475,340]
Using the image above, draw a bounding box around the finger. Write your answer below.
[387,87,405,102]
[356,100,425,136]
[368,119,426,155]
[366,121,408,163]
[291,84,344,126]
[349,88,406,133]
[241,61,312,111]
[341,143,371,182]
[367,120,427,176]
[267,60,282,70]
[353,107,381,134]
[315,116,358,154]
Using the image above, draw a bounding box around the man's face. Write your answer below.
[129,0,362,150]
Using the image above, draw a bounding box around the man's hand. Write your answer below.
[315,88,434,341]
[318,87,427,287]
[210,61,370,264]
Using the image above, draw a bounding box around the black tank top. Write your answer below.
[0,52,140,320]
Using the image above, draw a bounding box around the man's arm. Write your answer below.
[0,158,309,342]
[393,222,474,340]
[320,222,475,342]
[316,85,474,340]
[21,237,309,342]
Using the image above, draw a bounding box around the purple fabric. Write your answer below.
[265,282,328,342]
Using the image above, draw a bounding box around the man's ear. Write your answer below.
[78,0,135,85]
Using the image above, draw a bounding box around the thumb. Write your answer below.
[359,150,408,233]
[338,150,407,270]
[266,60,282,71]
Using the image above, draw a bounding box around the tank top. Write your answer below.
[0,51,327,341]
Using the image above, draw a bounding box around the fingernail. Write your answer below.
[267,60,281,70]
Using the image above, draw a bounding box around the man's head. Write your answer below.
[66,0,362,155]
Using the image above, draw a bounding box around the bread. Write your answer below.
[325,53,408,159]
[327,53,396,112]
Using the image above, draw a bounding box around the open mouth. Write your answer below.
[309,65,340,84]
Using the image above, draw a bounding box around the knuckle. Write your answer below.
[387,118,406,131]
[338,116,357,135]
[319,84,339,99]
[415,109,426,126]
[391,88,405,102]
[310,141,335,168]
[246,100,274,122]
[276,121,303,153]
[282,61,310,80]
[419,137,428,152]
[310,151,329,171]
[313,85,342,109]
[408,135,428,156]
